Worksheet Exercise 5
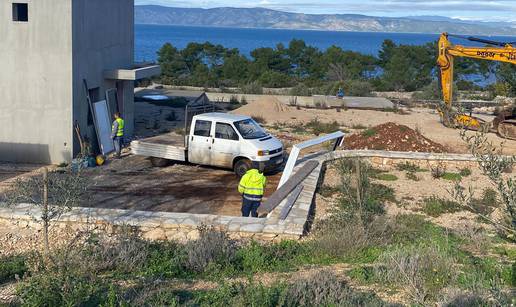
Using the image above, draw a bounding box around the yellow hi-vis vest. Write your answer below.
[113,118,124,137]
[238,169,267,201]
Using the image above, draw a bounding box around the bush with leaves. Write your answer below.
[3,168,89,253]
[184,226,238,273]
[375,244,457,305]
[450,128,516,237]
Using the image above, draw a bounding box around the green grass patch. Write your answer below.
[347,266,376,284]
[441,172,462,181]
[362,128,377,137]
[422,196,461,217]
[374,173,398,181]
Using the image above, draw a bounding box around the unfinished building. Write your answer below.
[0,0,159,164]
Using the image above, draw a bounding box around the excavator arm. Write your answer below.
[437,33,516,130]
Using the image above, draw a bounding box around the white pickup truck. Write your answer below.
[131,113,284,176]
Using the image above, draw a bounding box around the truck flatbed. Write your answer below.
[131,133,186,161]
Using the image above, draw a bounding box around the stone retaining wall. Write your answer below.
[0,150,483,242]
[327,150,480,169]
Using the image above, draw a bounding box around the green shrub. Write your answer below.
[17,269,110,307]
[459,168,472,177]
[406,172,420,181]
[240,96,248,105]
[279,270,389,307]
[422,196,461,217]
[469,188,499,216]
[347,266,376,284]
[238,240,306,274]
[430,162,447,179]
[142,241,187,278]
[289,83,312,96]
[184,227,238,274]
[390,214,436,243]
[229,95,240,105]
[374,244,457,304]
[196,281,283,306]
[396,162,425,173]
[362,128,377,137]
[346,80,373,97]
[306,118,341,135]
[0,255,27,284]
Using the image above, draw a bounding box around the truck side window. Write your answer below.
[193,120,212,137]
[215,123,239,141]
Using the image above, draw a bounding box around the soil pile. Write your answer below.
[345,122,447,153]
[231,97,289,119]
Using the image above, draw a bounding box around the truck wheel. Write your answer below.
[150,157,170,167]
[234,159,251,177]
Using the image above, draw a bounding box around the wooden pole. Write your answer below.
[355,158,361,206]
[42,167,49,254]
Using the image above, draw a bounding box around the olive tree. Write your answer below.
[3,168,89,253]
[450,128,516,238]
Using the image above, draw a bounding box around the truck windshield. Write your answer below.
[234,119,267,139]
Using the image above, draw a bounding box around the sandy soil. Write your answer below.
[317,161,500,232]
[232,97,516,155]
[81,154,281,216]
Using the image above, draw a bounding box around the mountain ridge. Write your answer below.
[134,6,516,36]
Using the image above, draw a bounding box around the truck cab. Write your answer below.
[187,113,284,176]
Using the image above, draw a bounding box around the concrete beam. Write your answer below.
[104,65,161,80]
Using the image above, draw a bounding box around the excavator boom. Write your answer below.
[436,33,516,138]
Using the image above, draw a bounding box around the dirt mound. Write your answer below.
[345,122,447,153]
[231,97,289,119]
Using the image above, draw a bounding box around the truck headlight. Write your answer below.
[257,150,269,156]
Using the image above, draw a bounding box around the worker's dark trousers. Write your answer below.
[241,197,261,217]
[113,136,123,157]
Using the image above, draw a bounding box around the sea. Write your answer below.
[134,24,516,62]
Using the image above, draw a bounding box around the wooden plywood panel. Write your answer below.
[93,100,115,155]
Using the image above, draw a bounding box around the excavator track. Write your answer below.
[497,119,516,141]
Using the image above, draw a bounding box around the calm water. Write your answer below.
[135,24,516,62]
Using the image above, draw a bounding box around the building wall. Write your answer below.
[71,0,135,156]
[0,0,74,163]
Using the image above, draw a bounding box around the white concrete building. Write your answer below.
[0,0,159,163]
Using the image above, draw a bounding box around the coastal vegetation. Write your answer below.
[156,39,516,98]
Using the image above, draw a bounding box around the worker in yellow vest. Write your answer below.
[238,163,267,217]
[111,112,124,158]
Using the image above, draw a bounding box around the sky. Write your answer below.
[135,0,516,22]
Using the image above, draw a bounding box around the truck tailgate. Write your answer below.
[131,133,187,161]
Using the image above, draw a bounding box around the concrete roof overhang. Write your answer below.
[103,64,161,80]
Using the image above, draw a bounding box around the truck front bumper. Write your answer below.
[262,154,285,171]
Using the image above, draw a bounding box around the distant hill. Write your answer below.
[135,6,516,36]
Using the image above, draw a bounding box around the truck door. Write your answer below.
[188,119,213,165]
[211,122,240,168]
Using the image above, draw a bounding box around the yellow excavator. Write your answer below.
[437,32,516,139]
